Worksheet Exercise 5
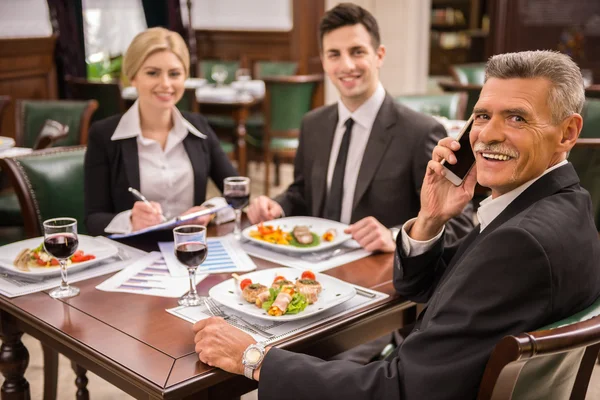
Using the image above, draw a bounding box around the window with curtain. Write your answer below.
[0,0,53,38]
[82,0,147,79]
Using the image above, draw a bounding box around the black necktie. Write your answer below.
[323,118,354,221]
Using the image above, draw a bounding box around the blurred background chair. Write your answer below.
[0,95,11,135]
[581,99,600,139]
[0,146,89,399]
[245,74,323,195]
[395,92,467,120]
[66,76,125,123]
[15,100,98,148]
[478,296,600,400]
[175,87,200,114]
[254,61,298,79]
[438,62,486,117]
[199,60,240,85]
[568,139,600,233]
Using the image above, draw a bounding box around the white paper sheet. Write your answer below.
[96,252,206,298]
[159,236,257,277]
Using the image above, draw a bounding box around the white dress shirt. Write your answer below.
[401,159,569,256]
[104,100,207,234]
[326,83,386,224]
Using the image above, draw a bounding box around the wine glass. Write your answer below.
[235,68,252,96]
[224,176,251,240]
[43,218,80,299]
[211,64,228,87]
[173,225,207,307]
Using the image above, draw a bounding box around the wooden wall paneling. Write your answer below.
[0,36,58,138]
[195,30,292,74]
[487,0,600,81]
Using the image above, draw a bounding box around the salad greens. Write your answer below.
[261,287,308,315]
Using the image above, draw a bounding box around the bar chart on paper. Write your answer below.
[159,236,257,276]
[96,252,196,297]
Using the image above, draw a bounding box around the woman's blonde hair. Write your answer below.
[122,27,190,81]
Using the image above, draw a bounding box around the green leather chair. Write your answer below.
[438,63,486,117]
[478,296,600,400]
[0,146,87,238]
[66,76,125,122]
[0,146,88,398]
[568,139,600,230]
[15,100,98,148]
[580,99,600,139]
[395,93,467,120]
[199,60,240,85]
[246,74,323,195]
[254,61,298,79]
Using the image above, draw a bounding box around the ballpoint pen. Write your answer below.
[128,187,167,222]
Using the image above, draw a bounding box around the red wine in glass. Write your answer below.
[175,242,208,267]
[44,233,78,259]
[225,191,250,210]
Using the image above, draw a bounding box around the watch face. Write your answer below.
[245,348,261,364]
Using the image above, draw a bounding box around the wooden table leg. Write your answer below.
[233,106,249,177]
[0,311,30,400]
[70,361,89,400]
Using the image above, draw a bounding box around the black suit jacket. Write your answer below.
[258,163,600,400]
[274,93,473,242]
[84,112,237,236]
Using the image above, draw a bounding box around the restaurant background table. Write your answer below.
[0,222,415,399]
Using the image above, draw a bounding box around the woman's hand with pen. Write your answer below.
[131,201,165,232]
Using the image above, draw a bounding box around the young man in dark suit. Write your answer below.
[247,3,473,253]
[192,50,600,399]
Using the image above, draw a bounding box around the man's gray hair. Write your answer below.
[485,50,585,125]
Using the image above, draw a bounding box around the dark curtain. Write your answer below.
[141,0,186,39]
[46,0,86,99]
[141,0,193,75]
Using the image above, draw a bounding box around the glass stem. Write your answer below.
[59,259,68,290]
[234,209,242,236]
[188,268,197,296]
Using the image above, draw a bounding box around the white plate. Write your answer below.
[184,78,207,88]
[209,267,356,321]
[0,136,16,152]
[241,216,352,254]
[0,235,119,277]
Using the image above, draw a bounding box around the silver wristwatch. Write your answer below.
[242,342,266,380]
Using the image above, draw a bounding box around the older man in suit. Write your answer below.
[247,3,473,253]
[192,50,600,399]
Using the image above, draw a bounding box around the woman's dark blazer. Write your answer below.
[84,111,238,236]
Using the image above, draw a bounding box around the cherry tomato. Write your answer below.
[50,258,59,266]
[301,270,316,281]
[37,259,47,266]
[82,254,95,261]
[273,275,286,284]
[240,278,252,291]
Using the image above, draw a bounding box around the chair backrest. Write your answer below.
[15,100,98,148]
[568,139,600,230]
[478,296,600,400]
[66,76,125,122]
[580,99,600,139]
[199,60,240,85]
[254,61,298,79]
[175,88,199,113]
[263,74,323,140]
[33,120,69,150]
[450,63,487,85]
[0,147,87,237]
[395,93,467,120]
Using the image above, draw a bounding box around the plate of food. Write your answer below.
[208,267,356,321]
[0,235,119,277]
[241,216,352,254]
[0,136,16,152]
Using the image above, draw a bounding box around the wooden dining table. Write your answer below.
[0,223,415,399]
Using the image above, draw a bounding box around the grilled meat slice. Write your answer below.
[292,226,314,244]
[242,283,268,303]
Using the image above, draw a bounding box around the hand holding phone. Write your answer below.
[440,115,476,186]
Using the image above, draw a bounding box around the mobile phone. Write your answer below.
[441,115,476,186]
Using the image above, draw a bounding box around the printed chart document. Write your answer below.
[159,235,257,277]
[107,205,231,239]
[96,252,206,297]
